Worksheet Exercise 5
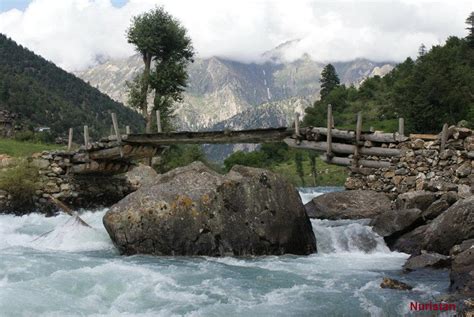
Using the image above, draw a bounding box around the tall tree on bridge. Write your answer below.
[320,64,340,101]
[127,7,194,132]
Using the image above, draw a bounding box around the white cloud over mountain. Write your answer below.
[0,0,472,71]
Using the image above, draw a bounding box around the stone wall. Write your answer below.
[30,150,134,212]
[345,126,473,199]
[0,109,19,137]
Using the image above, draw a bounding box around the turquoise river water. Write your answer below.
[0,187,452,316]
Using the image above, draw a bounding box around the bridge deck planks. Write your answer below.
[123,127,295,145]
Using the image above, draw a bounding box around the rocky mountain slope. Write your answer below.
[75,46,394,161]
[76,52,394,132]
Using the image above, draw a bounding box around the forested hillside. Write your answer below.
[0,34,144,140]
[304,36,474,133]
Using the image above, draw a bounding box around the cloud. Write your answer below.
[0,0,472,71]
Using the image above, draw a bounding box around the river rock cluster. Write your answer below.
[305,189,473,300]
[103,162,317,256]
[345,126,473,199]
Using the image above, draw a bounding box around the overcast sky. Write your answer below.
[0,0,472,71]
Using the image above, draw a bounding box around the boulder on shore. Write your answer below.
[395,191,437,211]
[403,251,451,272]
[124,163,158,190]
[371,208,423,238]
[450,240,474,296]
[392,196,474,255]
[304,190,391,220]
[103,162,317,256]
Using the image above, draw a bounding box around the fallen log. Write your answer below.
[320,154,391,168]
[304,127,408,143]
[284,139,400,157]
[47,195,91,227]
[89,144,133,160]
[123,127,294,145]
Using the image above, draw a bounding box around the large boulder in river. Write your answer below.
[124,163,158,190]
[371,208,423,238]
[392,196,474,255]
[450,246,474,296]
[403,252,451,272]
[395,191,437,211]
[304,190,391,220]
[103,162,316,256]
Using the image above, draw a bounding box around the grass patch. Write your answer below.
[271,156,347,187]
[0,159,40,212]
[0,139,63,157]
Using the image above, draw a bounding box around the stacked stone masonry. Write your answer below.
[345,126,473,199]
[30,150,134,210]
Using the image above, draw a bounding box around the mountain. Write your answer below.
[203,97,311,161]
[0,34,144,140]
[75,43,394,161]
[75,53,394,131]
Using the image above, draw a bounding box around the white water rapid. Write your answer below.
[0,187,451,316]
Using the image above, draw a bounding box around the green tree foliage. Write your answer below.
[392,37,473,132]
[154,144,207,173]
[294,150,305,186]
[466,12,474,47]
[0,34,144,140]
[304,34,474,133]
[127,7,194,132]
[223,143,289,171]
[308,151,317,186]
[320,64,340,100]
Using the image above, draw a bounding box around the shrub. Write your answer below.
[0,159,39,212]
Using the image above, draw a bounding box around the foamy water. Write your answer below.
[0,188,451,316]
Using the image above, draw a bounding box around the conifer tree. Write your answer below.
[320,64,340,100]
[466,12,474,47]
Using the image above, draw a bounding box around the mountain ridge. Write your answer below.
[0,34,144,140]
[76,53,394,132]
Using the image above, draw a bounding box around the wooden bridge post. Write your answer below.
[326,104,333,160]
[126,126,130,135]
[398,118,405,137]
[440,123,448,152]
[111,113,123,157]
[67,128,73,151]
[83,125,90,149]
[354,112,362,162]
[295,113,300,137]
[156,110,162,133]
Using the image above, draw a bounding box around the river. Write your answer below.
[0,187,452,316]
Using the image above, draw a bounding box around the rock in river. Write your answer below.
[103,162,317,256]
[371,208,423,238]
[450,240,474,296]
[304,190,391,220]
[392,196,474,255]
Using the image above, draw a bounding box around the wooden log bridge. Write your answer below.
[63,109,423,174]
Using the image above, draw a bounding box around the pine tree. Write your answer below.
[320,64,340,100]
[466,12,474,47]
[418,43,427,57]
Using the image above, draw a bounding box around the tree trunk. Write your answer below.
[309,152,317,186]
[140,53,153,166]
[140,53,152,134]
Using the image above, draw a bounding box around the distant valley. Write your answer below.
[76,52,394,131]
[76,46,394,161]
